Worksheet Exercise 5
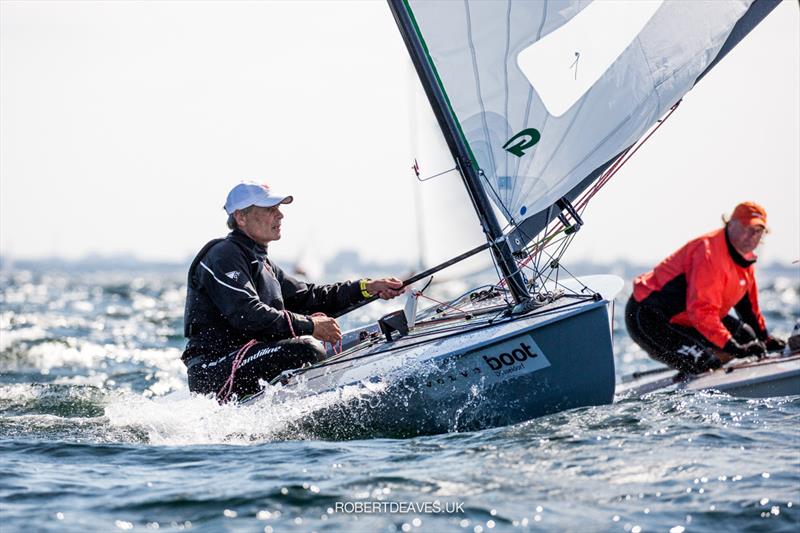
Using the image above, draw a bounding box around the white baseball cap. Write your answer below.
[224,182,293,215]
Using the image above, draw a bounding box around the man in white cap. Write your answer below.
[182,181,405,402]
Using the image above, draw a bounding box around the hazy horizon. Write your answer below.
[2,246,797,273]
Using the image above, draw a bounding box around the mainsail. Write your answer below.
[393,0,779,248]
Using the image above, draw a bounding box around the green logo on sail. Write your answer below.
[503,128,541,157]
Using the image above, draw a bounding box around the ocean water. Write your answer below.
[1,266,798,532]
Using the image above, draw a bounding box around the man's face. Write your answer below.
[728,219,765,255]
[237,205,284,245]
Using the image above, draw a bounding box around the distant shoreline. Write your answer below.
[2,254,797,282]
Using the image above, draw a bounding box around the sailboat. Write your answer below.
[243,0,783,438]
[618,322,800,398]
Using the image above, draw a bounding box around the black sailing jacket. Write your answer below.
[182,229,364,363]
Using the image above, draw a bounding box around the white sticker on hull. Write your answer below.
[315,334,552,395]
[473,334,550,378]
[412,334,552,395]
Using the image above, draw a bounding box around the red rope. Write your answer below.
[415,290,470,316]
[328,339,343,355]
[217,310,301,402]
[284,309,297,338]
[575,100,682,212]
[217,338,258,403]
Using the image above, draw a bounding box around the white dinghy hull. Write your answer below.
[617,354,800,399]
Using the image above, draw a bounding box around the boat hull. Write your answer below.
[617,353,800,399]
[253,300,615,439]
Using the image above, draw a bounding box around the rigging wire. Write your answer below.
[413,159,460,182]
[410,99,683,307]
[509,99,684,283]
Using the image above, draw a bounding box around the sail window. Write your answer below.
[517,0,664,117]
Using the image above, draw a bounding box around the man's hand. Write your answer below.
[366,277,406,300]
[723,338,767,359]
[764,335,786,352]
[310,314,342,343]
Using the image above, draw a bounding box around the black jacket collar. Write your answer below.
[230,228,268,255]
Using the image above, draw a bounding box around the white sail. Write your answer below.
[405,0,754,226]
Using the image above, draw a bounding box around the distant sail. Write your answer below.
[404,0,774,238]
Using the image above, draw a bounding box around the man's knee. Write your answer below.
[276,336,327,363]
[672,344,721,374]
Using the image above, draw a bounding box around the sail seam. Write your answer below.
[634,35,662,112]
[502,0,512,208]
[463,0,500,195]
[511,0,548,219]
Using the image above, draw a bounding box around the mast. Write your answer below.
[388,0,529,304]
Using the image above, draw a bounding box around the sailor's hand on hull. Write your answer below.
[366,278,406,300]
[764,335,786,352]
[311,314,342,343]
[723,338,767,359]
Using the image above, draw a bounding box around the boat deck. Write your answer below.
[616,353,800,399]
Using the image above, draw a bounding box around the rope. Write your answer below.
[575,100,682,213]
[217,310,301,402]
[217,338,258,403]
[327,339,343,355]
[415,290,471,317]
[506,100,683,283]
[283,309,297,338]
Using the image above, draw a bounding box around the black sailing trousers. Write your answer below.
[186,337,326,402]
[625,296,757,374]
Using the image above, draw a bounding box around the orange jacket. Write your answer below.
[633,227,767,348]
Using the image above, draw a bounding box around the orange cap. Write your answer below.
[731,201,767,227]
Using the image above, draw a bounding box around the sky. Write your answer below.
[1,0,798,272]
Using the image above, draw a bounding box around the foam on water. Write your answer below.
[104,379,392,445]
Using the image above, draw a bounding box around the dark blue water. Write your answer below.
[1,267,798,532]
